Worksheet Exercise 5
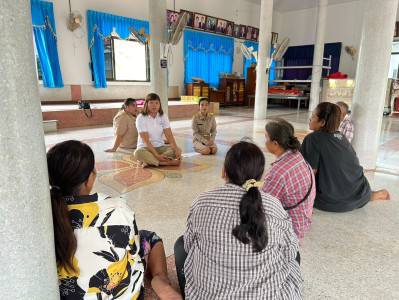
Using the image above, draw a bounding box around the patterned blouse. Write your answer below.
[184,183,302,300]
[260,150,315,241]
[58,193,144,300]
[339,118,354,142]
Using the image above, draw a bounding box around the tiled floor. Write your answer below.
[45,105,399,299]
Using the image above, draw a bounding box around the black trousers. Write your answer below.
[174,235,188,299]
[173,235,301,299]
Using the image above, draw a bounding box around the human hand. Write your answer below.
[206,140,213,146]
[174,149,182,160]
[105,148,117,152]
[155,154,170,162]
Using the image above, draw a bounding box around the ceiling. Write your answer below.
[245,0,358,12]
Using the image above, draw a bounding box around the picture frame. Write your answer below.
[180,9,193,28]
[246,26,254,40]
[216,18,227,35]
[205,16,217,32]
[251,27,259,41]
[233,24,240,38]
[167,10,180,29]
[271,32,278,44]
[226,21,234,36]
[395,22,399,38]
[239,25,246,39]
[193,13,206,30]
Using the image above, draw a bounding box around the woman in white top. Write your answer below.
[105,98,139,152]
[134,93,182,168]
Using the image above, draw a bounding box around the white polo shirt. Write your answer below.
[136,112,170,148]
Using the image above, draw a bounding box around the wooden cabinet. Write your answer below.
[186,82,210,98]
[209,90,225,104]
[246,67,256,106]
[218,78,245,106]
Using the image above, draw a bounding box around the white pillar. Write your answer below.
[254,0,273,120]
[0,0,59,298]
[351,0,398,169]
[309,0,328,112]
[149,0,168,115]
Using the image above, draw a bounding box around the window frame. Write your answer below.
[104,36,150,82]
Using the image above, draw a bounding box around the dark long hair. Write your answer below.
[120,97,136,111]
[141,93,164,116]
[225,141,268,252]
[47,140,95,273]
[316,102,341,133]
[266,118,301,151]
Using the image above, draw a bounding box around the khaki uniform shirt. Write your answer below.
[192,112,217,144]
[113,110,138,149]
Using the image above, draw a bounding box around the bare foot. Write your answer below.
[141,162,148,169]
[159,159,181,166]
[151,275,182,300]
[370,189,391,201]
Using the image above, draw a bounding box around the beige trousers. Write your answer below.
[134,146,182,166]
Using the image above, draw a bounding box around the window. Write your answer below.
[389,42,399,79]
[104,37,149,82]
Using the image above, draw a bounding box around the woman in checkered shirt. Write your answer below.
[260,118,315,241]
[175,141,302,299]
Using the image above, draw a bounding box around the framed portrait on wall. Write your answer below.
[216,18,227,34]
[233,24,240,38]
[239,25,246,39]
[251,28,259,41]
[193,13,206,30]
[205,16,217,32]
[167,10,180,28]
[226,21,234,36]
[246,26,254,40]
[180,10,193,28]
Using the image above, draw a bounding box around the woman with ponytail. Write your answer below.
[301,102,390,212]
[48,140,182,300]
[261,118,315,241]
[105,98,139,152]
[175,140,302,299]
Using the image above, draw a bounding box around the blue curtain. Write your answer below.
[31,0,63,88]
[283,42,342,80]
[184,30,234,88]
[243,41,276,84]
[87,10,149,88]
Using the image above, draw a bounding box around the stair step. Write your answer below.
[43,120,58,133]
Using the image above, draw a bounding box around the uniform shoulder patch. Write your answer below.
[209,113,214,116]
[195,114,200,118]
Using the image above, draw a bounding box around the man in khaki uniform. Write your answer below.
[192,98,217,155]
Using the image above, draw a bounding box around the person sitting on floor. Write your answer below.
[336,101,354,143]
[174,140,302,299]
[105,98,139,152]
[134,93,182,168]
[47,140,182,300]
[192,98,217,155]
[301,102,390,212]
[260,118,315,241]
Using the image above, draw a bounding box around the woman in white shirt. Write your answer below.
[134,93,182,168]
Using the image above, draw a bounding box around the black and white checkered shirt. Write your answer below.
[184,183,302,299]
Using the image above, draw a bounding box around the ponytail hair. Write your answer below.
[315,102,341,133]
[47,140,95,272]
[225,140,268,252]
[265,118,301,151]
[120,97,136,111]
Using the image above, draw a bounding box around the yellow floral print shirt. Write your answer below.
[58,193,144,300]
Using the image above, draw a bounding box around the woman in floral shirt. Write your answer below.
[47,140,181,299]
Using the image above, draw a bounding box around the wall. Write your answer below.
[40,0,372,102]
[278,1,363,78]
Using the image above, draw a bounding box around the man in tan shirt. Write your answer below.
[192,98,217,155]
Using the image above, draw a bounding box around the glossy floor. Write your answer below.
[45,106,399,299]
